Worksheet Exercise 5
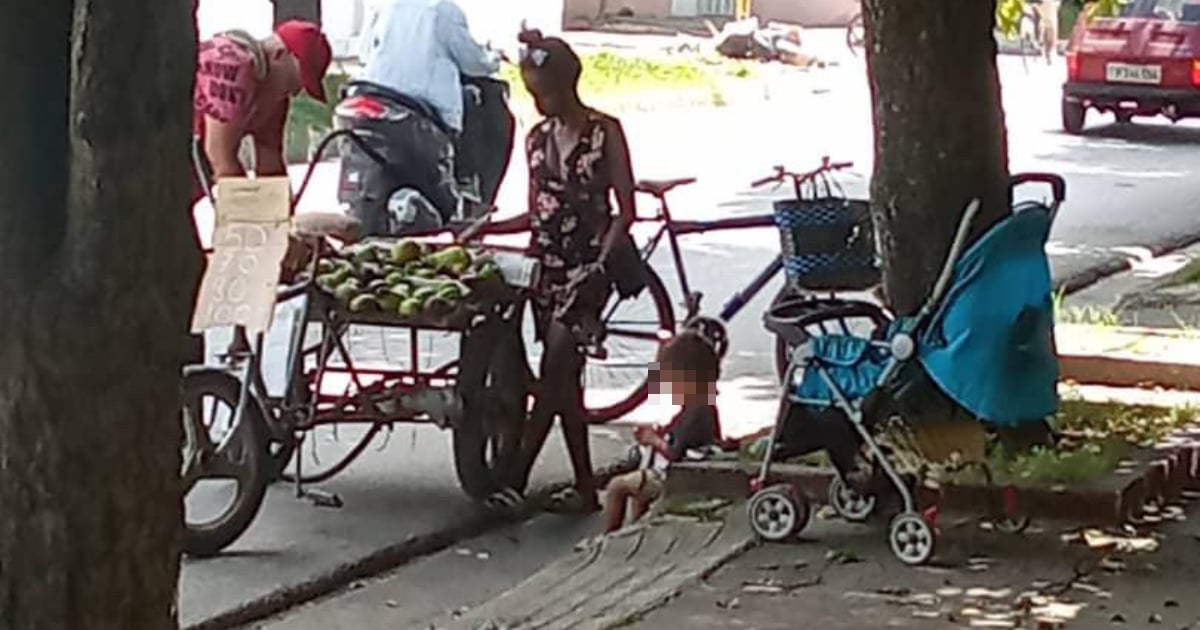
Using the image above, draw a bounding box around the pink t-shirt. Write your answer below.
[193,34,286,151]
[192,34,288,203]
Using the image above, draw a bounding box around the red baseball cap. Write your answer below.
[275,20,332,103]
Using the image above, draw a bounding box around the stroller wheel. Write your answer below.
[993,516,1031,535]
[888,512,936,566]
[828,476,876,523]
[748,485,809,542]
[991,485,1030,534]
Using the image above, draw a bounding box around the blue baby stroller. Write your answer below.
[749,174,1067,565]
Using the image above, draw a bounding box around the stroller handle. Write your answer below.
[1010,173,1066,206]
[923,198,981,319]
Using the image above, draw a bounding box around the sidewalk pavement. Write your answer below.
[1066,241,1200,329]
[631,502,1200,629]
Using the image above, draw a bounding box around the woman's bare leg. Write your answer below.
[548,324,599,510]
[509,321,594,497]
[508,339,562,492]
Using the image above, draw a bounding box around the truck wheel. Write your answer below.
[454,318,529,500]
[1062,98,1086,135]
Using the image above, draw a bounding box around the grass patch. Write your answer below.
[980,438,1129,485]
[500,52,756,108]
[1053,289,1120,326]
[1159,257,1200,288]
[282,55,757,160]
[1054,397,1197,448]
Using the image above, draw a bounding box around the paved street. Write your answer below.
[183,30,1200,628]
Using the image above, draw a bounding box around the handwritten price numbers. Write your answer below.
[191,177,291,334]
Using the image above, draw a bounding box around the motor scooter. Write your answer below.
[334,75,515,236]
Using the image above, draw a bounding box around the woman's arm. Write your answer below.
[600,118,636,262]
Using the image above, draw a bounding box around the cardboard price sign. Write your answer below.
[191,178,291,334]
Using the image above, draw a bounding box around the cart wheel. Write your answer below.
[828,476,876,522]
[748,485,810,542]
[455,318,529,500]
[181,370,270,558]
[888,512,936,566]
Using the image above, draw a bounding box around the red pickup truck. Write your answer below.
[1062,0,1200,133]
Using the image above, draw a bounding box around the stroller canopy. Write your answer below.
[918,202,1058,427]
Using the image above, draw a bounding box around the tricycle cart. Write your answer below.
[181,132,537,557]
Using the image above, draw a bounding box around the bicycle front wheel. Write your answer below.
[846,13,866,54]
[585,264,675,423]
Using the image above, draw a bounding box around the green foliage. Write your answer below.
[1054,397,1198,448]
[1088,0,1131,19]
[1052,289,1121,326]
[996,0,1128,38]
[285,71,351,163]
[986,437,1127,484]
[997,0,1027,37]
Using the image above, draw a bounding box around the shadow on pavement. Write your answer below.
[1069,121,1200,147]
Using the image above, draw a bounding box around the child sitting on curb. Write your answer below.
[603,330,723,533]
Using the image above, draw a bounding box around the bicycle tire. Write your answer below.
[587,263,675,424]
[846,13,866,55]
[181,370,270,558]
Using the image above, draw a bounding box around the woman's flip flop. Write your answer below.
[484,487,525,513]
[545,488,601,514]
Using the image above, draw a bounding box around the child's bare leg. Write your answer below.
[603,473,637,533]
[630,497,653,523]
[629,473,663,523]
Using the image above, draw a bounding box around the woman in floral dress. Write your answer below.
[483,29,638,513]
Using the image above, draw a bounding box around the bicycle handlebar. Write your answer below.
[750,158,854,188]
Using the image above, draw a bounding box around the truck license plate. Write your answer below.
[1105,63,1162,85]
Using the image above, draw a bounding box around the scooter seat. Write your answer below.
[341,81,452,137]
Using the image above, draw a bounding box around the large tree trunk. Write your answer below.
[862,0,1011,315]
[274,0,322,25]
[0,1,198,628]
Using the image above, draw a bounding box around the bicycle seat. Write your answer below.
[635,177,697,197]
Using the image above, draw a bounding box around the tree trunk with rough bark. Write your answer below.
[274,0,322,25]
[861,0,1011,315]
[0,1,198,628]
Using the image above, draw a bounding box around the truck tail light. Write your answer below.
[1191,60,1200,86]
[1067,52,1080,81]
